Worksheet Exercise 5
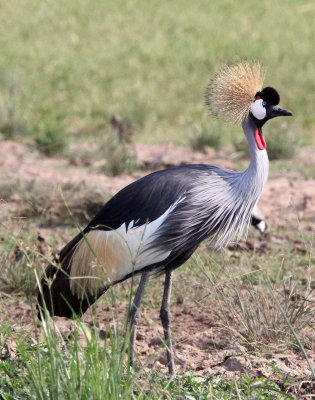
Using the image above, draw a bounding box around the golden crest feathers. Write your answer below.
[206,61,265,125]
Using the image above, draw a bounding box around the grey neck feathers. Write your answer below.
[207,117,269,248]
[155,117,270,252]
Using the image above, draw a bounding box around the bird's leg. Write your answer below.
[129,270,149,367]
[160,269,175,375]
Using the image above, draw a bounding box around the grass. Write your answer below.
[0,215,314,399]
[1,158,314,398]
[34,127,68,157]
[233,120,302,160]
[80,127,138,177]
[0,307,306,400]
[0,179,110,227]
[0,326,299,400]
[0,235,43,297]
[266,128,301,161]
[0,314,143,399]
[182,229,315,354]
[0,0,314,150]
[201,258,313,350]
[0,0,314,398]
[190,121,224,151]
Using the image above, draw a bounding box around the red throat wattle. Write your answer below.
[255,128,266,150]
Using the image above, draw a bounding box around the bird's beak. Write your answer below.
[269,105,293,118]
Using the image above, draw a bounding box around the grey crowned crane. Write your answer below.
[37,61,292,374]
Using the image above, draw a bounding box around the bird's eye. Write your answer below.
[262,101,266,107]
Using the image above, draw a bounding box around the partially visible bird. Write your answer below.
[37,61,292,374]
[251,204,267,234]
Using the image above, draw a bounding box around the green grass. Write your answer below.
[0,0,314,150]
[0,220,313,399]
[0,313,144,399]
[0,340,307,400]
[0,313,301,400]
[89,128,138,176]
[0,1,314,398]
[34,127,68,157]
[190,120,224,150]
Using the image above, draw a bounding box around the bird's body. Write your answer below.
[39,117,267,314]
[38,62,292,374]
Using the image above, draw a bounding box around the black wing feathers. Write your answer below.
[87,167,194,231]
[37,165,208,318]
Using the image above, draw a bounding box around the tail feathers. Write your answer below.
[37,231,107,320]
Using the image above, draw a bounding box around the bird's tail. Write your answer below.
[37,232,107,320]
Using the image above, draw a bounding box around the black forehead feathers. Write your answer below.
[255,86,280,105]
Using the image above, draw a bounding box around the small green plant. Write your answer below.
[233,137,250,157]
[100,129,138,176]
[149,372,296,399]
[67,116,139,176]
[35,128,67,157]
[0,79,25,139]
[191,127,223,150]
[267,126,300,160]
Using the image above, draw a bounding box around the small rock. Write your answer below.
[280,356,291,366]
[0,339,17,360]
[158,355,168,365]
[99,329,108,340]
[222,357,246,373]
[136,332,145,340]
[176,356,187,366]
[149,337,163,347]
[52,317,74,339]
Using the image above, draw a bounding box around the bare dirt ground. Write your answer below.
[1,140,315,224]
[0,139,314,396]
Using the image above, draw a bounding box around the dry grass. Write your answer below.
[67,118,139,176]
[190,240,315,356]
[1,180,110,226]
[0,234,51,296]
[0,200,314,398]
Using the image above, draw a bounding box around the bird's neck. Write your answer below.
[241,116,269,193]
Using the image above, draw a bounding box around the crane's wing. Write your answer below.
[37,166,203,318]
[87,167,189,230]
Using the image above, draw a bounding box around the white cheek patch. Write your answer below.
[251,99,266,120]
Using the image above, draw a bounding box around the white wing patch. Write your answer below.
[69,198,184,298]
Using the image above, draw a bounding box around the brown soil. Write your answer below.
[0,139,314,395]
[1,296,314,398]
[1,140,314,224]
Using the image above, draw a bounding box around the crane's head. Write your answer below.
[206,61,292,127]
[250,86,292,128]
